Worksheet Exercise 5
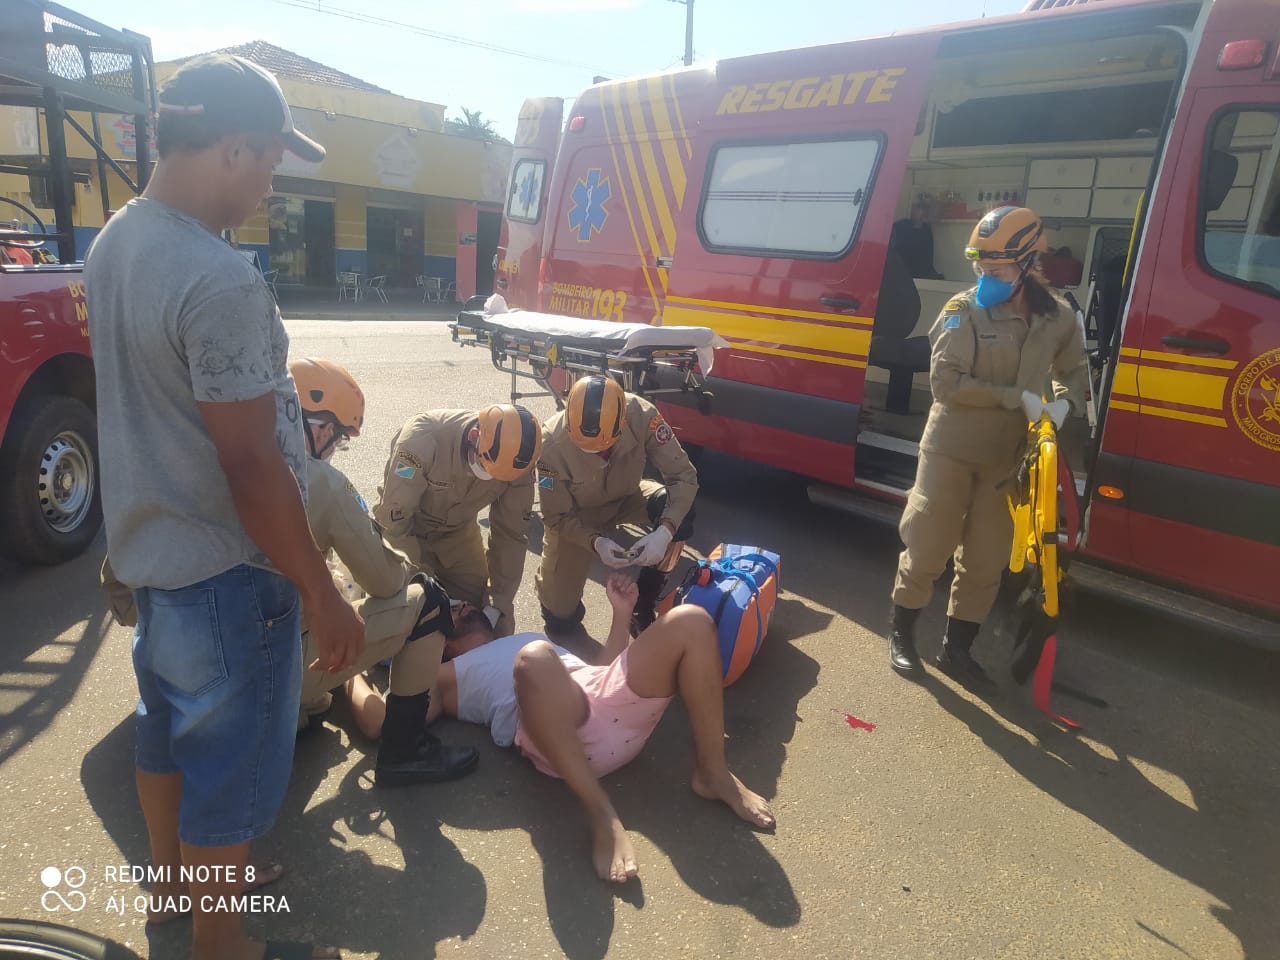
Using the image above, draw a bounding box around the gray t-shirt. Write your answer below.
[453,634,580,746]
[85,197,307,589]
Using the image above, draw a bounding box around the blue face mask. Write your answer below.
[974,273,1015,309]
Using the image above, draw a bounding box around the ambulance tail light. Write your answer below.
[1218,40,1267,71]
[1097,485,1125,501]
[537,257,548,312]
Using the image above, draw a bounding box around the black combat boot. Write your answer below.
[935,617,996,693]
[631,566,667,637]
[376,691,478,787]
[541,601,586,635]
[888,604,923,674]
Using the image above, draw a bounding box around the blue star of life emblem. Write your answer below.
[517,169,538,213]
[568,168,611,242]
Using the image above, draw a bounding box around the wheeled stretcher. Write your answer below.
[450,308,728,409]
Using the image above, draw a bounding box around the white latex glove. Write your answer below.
[630,525,674,567]
[1020,390,1045,423]
[1044,398,1070,430]
[593,536,632,569]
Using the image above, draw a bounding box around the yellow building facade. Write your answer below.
[0,41,511,299]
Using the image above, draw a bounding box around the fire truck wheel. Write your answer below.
[0,395,102,565]
[0,918,141,959]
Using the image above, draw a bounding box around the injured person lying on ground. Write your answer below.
[345,573,776,883]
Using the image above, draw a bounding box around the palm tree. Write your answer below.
[445,107,506,142]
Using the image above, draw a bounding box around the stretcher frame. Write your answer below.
[450,309,717,410]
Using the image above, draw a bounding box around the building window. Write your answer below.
[506,159,545,224]
[698,137,881,258]
[1199,108,1280,299]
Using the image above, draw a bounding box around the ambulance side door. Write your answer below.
[1115,15,1280,609]
[496,98,563,309]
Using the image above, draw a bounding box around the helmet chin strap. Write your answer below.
[304,419,339,460]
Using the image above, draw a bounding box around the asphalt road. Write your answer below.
[2,318,1278,960]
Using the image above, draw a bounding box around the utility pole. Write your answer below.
[667,0,694,66]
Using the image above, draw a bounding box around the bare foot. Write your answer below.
[691,767,776,829]
[146,861,284,924]
[590,810,638,883]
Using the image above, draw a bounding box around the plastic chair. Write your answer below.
[415,274,430,303]
[441,280,456,303]
[337,271,361,303]
[365,275,388,304]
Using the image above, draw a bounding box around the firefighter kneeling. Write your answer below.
[536,376,698,636]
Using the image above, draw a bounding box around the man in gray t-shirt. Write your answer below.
[85,54,359,960]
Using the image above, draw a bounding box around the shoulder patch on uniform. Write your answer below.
[396,450,423,471]
[536,460,559,479]
[649,415,673,445]
[943,297,967,313]
[343,479,369,512]
[943,314,962,330]
[538,475,555,490]
[395,462,417,480]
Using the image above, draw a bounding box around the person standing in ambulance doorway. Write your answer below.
[536,375,698,640]
[888,206,1088,688]
[372,405,542,638]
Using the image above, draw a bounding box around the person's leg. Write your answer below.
[511,641,636,882]
[345,673,386,741]
[624,606,774,828]
[890,451,971,671]
[941,462,1015,689]
[534,525,594,629]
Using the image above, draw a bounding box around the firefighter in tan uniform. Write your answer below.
[371,405,541,638]
[103,358,479,786]
[536,375,698,634]
[888,207,1088,688]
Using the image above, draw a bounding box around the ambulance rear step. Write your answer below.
[1067,563,1280,651]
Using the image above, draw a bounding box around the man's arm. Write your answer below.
[200,394,362,670]
[642,405,698,532]
[1050,305,1091,416]
[426,660,458,724]
[485,475,534,631]
[371,433,433,567]
[536,456,597,549]
[600,575,639,664]
[324,470,412,599]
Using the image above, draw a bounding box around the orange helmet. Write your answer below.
[290,357,365,437]
[566,376,626,453]
[476,404,541,481]
[965,206,1049,266]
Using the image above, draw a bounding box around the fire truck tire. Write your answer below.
[0,395,102,565]
[0,919,141,959]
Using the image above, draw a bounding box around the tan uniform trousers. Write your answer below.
[414,525,499,629]
[535,479,665,619]
[892,450,1013,625]
[299,582,445,725]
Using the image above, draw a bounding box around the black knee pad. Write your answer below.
[407,573,455,641]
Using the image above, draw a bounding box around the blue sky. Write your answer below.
[69,0,1028,139]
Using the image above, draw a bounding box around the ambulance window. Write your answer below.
[506,159,546,224]
[1199,108,1280,299]
[699,137,881,258]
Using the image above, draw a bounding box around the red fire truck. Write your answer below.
[0,1,153,565]
[495,0,1280,639]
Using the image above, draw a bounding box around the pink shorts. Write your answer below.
[514,649,671,779]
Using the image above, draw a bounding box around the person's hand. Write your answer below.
[305,585,365,672]
[1020,390,1046,423]
[593,536,632,569]
[1044,398,1070,430]
[630,526,673,567]
[605,574,639,615]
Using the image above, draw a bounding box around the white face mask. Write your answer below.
[469,457,492,481]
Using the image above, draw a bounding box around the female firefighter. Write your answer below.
[888,206,1088,689]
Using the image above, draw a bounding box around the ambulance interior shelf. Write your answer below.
[450,309,728,409]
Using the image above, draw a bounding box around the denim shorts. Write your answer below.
[133,564,301,846]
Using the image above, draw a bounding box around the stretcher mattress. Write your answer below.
[462,310,729,374]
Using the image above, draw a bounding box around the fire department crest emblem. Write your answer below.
[1230,347,1280,452]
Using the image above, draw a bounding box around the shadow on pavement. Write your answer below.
[0,541,114,766]
[920,645,1280,960]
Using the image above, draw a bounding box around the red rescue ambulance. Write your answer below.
[496,0,1280,638]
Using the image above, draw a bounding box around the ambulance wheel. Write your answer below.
[0,919,142,959]
[0,394,102,565]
